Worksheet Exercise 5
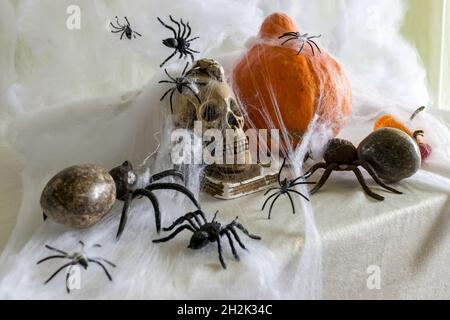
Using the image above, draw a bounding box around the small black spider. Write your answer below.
[110,16,142,40]
[159,62,206,113]
[153,210,261,269]
[157,16,200,67]
[261,158,315,219]
[279,32,322,56]
[37,241,116,293]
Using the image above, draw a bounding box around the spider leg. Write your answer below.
[286,188,310,202]
[146,183,201,209]
[152,225,195,243]
[268,194,283,219]
[187,36,200,42]
[186,22,192,39]
[297,41,306,55]
[150,169,184,183]
[133,31,142,37]
[229,220,261,240]
[308,40,322,54]
[169,90,176,114]
[309,164,337,194]
[169,15,181,38]
[301,162,328,180]
[120,31,125,40]
[187,52,196,63]
[193,209,207,223]
[111,29,124,34]
[351,167,385,201]
[158,80,175,84]
[182,84,202,103]
[216,238,227,269]
[279,32,299,39]
[116,193,132,240]
[264,187,281,196]
[226,226,247,250]
[160,88,175,102]
[124,16,130,27]
[285,192,296,214]
[160,50,178,68]
[115,16,123,27]
[180,18,187,39]
[88,259,113,281]
[289,181,317,188]
[354,160,402,195]
[281,37,299,46]
[278,158,287,184]
[164,69,177,82]
[261,191,280,211]
[133,189,161,233]
[37,255,67,264]
[163,213,200,232]
[307,41,316,56]
[182,61,190,76]
[91,257,117,268]
[308,34,322,40]
[110,22,122,30]
[44,262,74,285]
[45,245,68,256]
[157,17,177,38]
[220,229,239,261]
[65,268,71,293]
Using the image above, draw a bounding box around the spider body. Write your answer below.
[303,137,404,201]
[279,32,322,56]
[159,62,205,113]
[41,162,200,239]
[261,158,315,219]
[153,210,261,269]
[37,241,116,293]
[110,16,142,40]
[157,16,200,67]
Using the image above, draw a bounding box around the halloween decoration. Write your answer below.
[303,132,408,201]
[153,210,261,269]
[279,32,322,55]
[261,158,315,219]
[37,241,116,293]
[233,13,352,149]
[159,62,206,113]
[40,162,201,239]
[171,58,277,199]
[157,16,200,67]
[374,106,432,161]
[110,16,142,40]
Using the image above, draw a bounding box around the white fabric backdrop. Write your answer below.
[0,0,449,299]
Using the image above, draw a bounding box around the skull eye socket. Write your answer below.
[228,112,240,128]
[229,99,243,117]
[202,104,219,122]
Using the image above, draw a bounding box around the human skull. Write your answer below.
[172,58,251,173]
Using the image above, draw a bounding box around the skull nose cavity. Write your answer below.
[227,111,240,129]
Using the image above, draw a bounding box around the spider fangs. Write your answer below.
[37,241,116,293]
[157,16,200,67]
[110,16,142,40]
[303,139,403,201]
[153,210,261,269]
[261,158,315,219]
[159,62,206,113]
[279,32,322,56]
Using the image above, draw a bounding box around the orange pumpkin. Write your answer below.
[374,115,413,136]
[232,13,352,149]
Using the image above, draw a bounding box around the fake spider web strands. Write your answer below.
[1,0,450,300]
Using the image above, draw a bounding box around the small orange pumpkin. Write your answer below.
[232,13,352,149]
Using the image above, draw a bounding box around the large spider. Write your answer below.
[302,139,403,201]
[37,241,116,293]
[261,158,315,219]
[157,16,200,67]
[279,32,322,56]
[153,210,261,269]
[109,161,201,240]
[159,62,205,113]
[110,16,142,40]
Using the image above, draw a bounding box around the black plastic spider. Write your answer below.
[109,161,201,240]
[261,158,315,219]
[302,139,402,201]
[159,62,206,113]
[279,32,322,56]
[153,210,261,269]
[37,241,116,293]
[157,16,200,67]
[110,16,142,40]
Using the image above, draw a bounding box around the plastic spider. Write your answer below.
[159,62,206,113]
[261,158,315,219]
[153,210,261,269]
[302,139,402,201]
[110,16,142,40]
[157,16,200,67]
[37,241,116,293]
[109,161,201,240]
[279,32,322,56]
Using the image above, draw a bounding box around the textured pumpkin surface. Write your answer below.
[233,13,352,148]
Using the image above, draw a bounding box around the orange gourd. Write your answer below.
[232,13,352,149]
[374,115,413,136]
